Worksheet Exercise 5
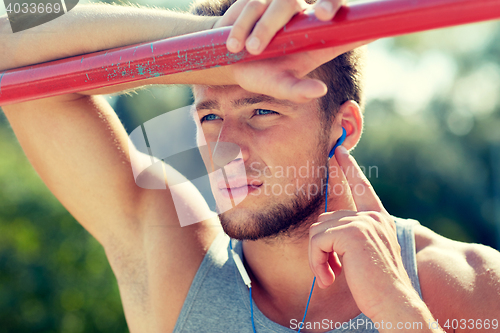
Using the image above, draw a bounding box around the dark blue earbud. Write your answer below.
[328,127,346,159]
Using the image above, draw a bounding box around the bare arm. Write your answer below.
[0,3,218,71]
[0,0,360,243]
[1,4,225,255]
[0,3,238,95]
[416,225,500,333]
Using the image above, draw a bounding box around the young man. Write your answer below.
[1,0,499,332]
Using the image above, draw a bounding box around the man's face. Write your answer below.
[193,85,332,241]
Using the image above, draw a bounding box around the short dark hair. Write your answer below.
[190,0,365,124]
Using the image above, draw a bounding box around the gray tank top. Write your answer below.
[173,217,422,333]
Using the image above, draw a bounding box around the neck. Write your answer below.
[239,197,360,330]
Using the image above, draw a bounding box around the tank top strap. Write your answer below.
[394,217,423,299]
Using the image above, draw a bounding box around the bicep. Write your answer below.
[465,244,500,319]
[417,232,500,330]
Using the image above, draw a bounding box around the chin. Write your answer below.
[218,193,324,241]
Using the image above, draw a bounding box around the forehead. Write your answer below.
[192,85,240,101]
[192,85,313,112]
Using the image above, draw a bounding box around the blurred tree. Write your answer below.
[354,21,500,247]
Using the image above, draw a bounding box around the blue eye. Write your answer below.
[255,109,278,116]
[201,114,221,123]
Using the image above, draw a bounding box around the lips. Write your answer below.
[217,180,262,201]
[217,178,263,190]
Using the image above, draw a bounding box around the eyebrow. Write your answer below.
[195,100,220,111]
[232,95,295,108]
[195,94,295,112]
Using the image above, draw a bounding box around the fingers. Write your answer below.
[224,0,355,55]
[312,210,357,230]
[309,221,352,288]
[244,0,305,54]
[309,211,355,288]
[283,77,327,102]
[214,0,250,28]
[235,61,328,102]
[334,145,386,213]
[226,0,306,54]
[268,76,327,103]
[311,252,341,289]
[227,0,269,53]
[313,0,345,21]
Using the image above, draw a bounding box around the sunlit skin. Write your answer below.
[191,84,370,326]
[190,85,436,328]
[193,85,356,238]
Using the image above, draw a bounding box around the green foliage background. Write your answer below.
[1,0,500,332]
[0,116,127,332]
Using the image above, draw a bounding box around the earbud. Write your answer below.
[328,127,347,159]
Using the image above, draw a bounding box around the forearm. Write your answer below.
[1,0,337,103]
[76,66,235,96]
[371,288,445,333]
[0,3,218,71]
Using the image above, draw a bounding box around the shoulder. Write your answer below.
[104,165,223,331]
[413,224,500,326]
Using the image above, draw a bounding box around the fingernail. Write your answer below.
[318,277,327,289]
[227,38,239,51]
[304,92,321,99]
[246,37,261,52]
[319,1,334,14]
[303,88,324,99]
[338,145,349,155]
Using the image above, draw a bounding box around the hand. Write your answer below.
[308,146,423,322]
[212,0,370,103]
[228,40,367,103]
[215,0,346,54]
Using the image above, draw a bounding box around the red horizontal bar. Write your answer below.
[1,0,499,106]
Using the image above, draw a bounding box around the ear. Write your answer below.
[334,100,363,151]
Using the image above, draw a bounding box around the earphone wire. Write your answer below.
[231,128,345,333]
[297,128,345,332]
[297,136,337,333]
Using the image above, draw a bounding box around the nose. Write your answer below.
[211,142,241,168]
[211,118,250,164]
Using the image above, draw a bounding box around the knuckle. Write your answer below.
[310,222,321,231]
[282,0,300,10]
[309,233,320,245]
[252,21,273,39]
[387,218,397,232]
[230,24,249,38]
[394,241,402,255]
[329,0,343,8]
[346,221,367,239]
[246,0,267,14]
[365,211,383,222]
[317,212,334,222]
[359,176,373,190]
[317,210,353,224]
